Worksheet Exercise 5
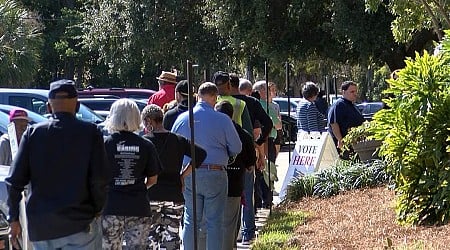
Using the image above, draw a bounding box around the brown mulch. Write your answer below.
[280,186,450,249]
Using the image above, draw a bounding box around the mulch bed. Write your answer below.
[279,186,450,249]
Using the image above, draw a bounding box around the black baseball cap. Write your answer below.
[212,71,230,86]
[49,79,78,99]
[175,80,189,96]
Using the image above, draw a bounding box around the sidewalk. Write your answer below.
[237,147,292,249]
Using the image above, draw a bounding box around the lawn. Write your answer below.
[256,186,450,249]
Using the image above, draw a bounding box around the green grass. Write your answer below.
[251,210,307,250]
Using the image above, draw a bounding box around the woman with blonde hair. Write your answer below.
[102,99,162,250]
[141,104,206,250]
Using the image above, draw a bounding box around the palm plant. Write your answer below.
[0,0,42,87]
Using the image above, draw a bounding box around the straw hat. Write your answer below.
[156,71,177,84]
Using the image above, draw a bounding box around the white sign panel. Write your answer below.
[7,122,18,160]
[279,132,339,200]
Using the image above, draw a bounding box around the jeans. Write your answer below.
[222,197,241,250]
[182,169,228,250]
[32,218,101,250]
[241,168,256,240]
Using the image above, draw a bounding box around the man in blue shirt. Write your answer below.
[327,81,365,158]
[172,82,242,250]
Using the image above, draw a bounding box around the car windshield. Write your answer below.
[76,104,105,124]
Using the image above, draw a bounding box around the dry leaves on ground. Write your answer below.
[280,186,450,249]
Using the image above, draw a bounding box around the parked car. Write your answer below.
[356,102,385,120]
[0,165,28,250]
[272,97,301,145]
[0,89,105,125]
[0,104,48,135]
[79,98,148,118]
[272,97,301,118]
[77,87,156,101]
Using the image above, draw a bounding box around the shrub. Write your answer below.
[286,159,390,201]
[370,31,450,225]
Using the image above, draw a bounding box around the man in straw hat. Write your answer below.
[148,71,178,108]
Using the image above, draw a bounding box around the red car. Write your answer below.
[77,87,156,101]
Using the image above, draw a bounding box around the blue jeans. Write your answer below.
[182,169,228,250]
[241,168,256,240]
[32,218,101,250]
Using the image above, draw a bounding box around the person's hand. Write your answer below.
[9,221,21,249]
[337,138,343,149]
[257,157,265,171]
[180,165,192,192]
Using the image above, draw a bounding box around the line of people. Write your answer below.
[5,73,282,250]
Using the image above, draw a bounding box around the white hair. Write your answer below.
[105,98,142,133]
[253,80,267,92]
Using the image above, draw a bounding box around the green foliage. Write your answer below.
[286,159,390,201]
[371,34,450,225]
[343,121,374,148]
[0,0,42,86]
[251,210,306,250]
[365,0,450,43]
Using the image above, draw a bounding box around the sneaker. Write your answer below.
[242,236,254,245]
[241,239,251,245]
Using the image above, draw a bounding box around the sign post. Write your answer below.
[279,131,339,200]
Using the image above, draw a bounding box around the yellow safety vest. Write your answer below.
[217,95,245,126]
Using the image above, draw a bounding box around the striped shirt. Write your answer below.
[296,98,325,132]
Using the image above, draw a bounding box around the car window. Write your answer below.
[8,96,34,112]
[81,101,114,111]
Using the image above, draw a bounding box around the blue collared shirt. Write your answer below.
[171,101,242,167]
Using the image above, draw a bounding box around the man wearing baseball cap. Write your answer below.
[6,79,110,250]
[0,109,30,166]
[162,80,193,130]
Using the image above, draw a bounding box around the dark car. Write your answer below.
[356,102,385,120]
[77,87,156,101]
[280,114,297,145]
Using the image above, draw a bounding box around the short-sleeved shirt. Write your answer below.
[103,131,162,217]
[147,84,176,108]
[259,99,281,138]
[327,98,364,139]
[144,132,206,202]
[296,98,325,132]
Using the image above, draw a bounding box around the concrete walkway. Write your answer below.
[236,146,293,249]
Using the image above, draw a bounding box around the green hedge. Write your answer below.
[286,159,390,201]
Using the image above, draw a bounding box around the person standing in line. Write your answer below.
[148,71,178,108]
[314,90,329,116]
[163,80,192,130]
[231,76,273,244]
[327,81,365,159]
[212,71,253,136]
[215,100,257,250]
[268,82,283,158]
[6,79,109,250]
[172,82,242,250]
[0,109,31,165]
[141,104,207,250]
[297,82,326,133]
[252,80,282,209]
[102,99,162,250]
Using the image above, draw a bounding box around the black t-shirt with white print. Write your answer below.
[103,131,162,217]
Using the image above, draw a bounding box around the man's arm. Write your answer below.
[330,123,344,149]
[254,102,273,145]
[89,127,111,214]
